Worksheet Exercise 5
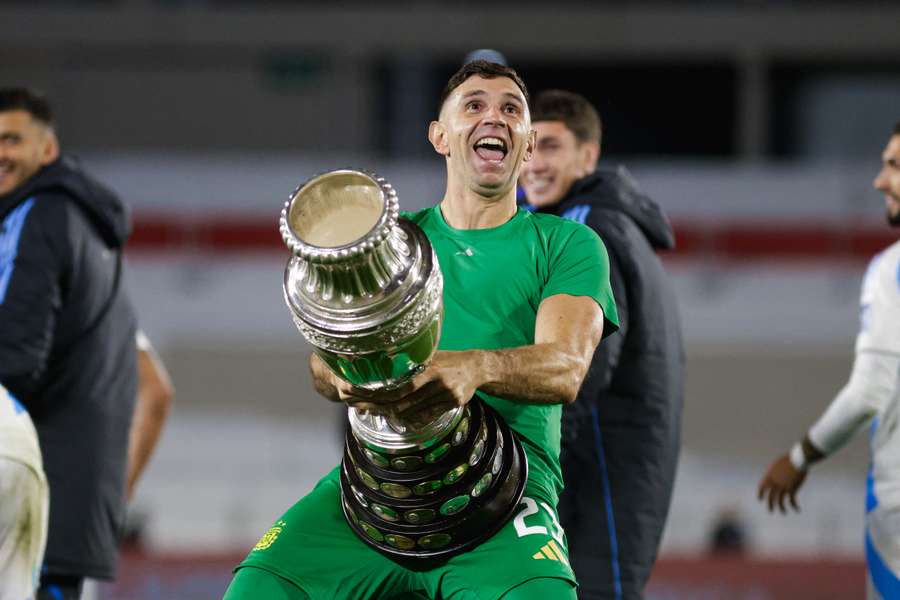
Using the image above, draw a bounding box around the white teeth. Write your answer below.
[475,136,506,150]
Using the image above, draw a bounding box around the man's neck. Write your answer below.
[439,178,517,230]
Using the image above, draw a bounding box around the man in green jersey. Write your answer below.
[223,61,619,600]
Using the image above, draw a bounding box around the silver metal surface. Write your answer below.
[281,169,462,453]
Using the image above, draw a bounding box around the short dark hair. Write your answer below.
[0,87,54,126]
[894,121,900,135]
[438,60,529,117]
[531,89,602,147]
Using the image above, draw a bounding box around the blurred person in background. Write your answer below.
[520,90,684,600]
[0,383,48,600]
[224,60,619,600]
[758,122,900,600]
[706,507,748,558]
[0,87,169,600]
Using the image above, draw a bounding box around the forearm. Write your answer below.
[127,345,174,498]
[475,294,603,406]
[476,342,589,405]
[126,387,172,498]
[805,350,898,459]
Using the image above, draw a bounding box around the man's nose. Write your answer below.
[482,103,506,125]
[873,168,888,191]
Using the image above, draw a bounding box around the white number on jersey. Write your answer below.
[513,496,565,544]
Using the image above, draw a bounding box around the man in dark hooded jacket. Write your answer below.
[520,90,684,600]
[0,88,138,599]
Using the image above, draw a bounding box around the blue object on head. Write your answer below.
[463,49,508,66]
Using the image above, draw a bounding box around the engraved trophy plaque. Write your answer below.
[281,169,526,565]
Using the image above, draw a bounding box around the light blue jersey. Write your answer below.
[858,240,900,599]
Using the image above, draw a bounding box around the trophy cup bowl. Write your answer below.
[281,169,526,565]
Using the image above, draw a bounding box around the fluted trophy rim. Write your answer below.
[279,168,399,264]
[282,220,435,337]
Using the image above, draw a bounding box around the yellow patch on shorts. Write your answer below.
[253,520,287,551]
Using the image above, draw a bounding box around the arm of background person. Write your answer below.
[757,349,898,513]
[126,330,174,500]
[759,247,900,515]
[806,349,897,455]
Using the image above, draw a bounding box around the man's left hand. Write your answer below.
[757,454,808,514]
[350,350,483,426]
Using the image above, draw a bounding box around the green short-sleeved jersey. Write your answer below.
[226,204,619,600]
[403,205,618,504]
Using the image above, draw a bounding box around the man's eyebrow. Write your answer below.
[462,89,525,106]
[460,90,524,103]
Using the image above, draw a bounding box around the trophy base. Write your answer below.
[339,398,528,568]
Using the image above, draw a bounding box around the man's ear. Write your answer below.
[523,129,536,163]
[428,121,450,156]
[40,129,60,166]
[581,141,600,173]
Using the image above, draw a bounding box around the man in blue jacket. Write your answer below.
[520,90,685,600]
[0,87,139,600]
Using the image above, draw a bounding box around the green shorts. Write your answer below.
[227,466,576,600]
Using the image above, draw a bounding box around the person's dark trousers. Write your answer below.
[37,574,84,600]
[558,410,672,600]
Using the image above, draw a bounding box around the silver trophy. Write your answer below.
[280,169,462,448]
[281,169,526,563]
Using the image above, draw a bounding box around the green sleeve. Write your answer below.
[224,566,311,600]
[541,222,619,338]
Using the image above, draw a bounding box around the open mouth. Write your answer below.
[473,136,507,162]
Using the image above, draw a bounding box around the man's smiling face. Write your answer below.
[430,75,534,198]
[874,134,900,227]
[0,110,58,197]
[520,120,596,209]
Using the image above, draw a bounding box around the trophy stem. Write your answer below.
[349,404,466,454]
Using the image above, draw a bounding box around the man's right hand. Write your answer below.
[757,454,808,514]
